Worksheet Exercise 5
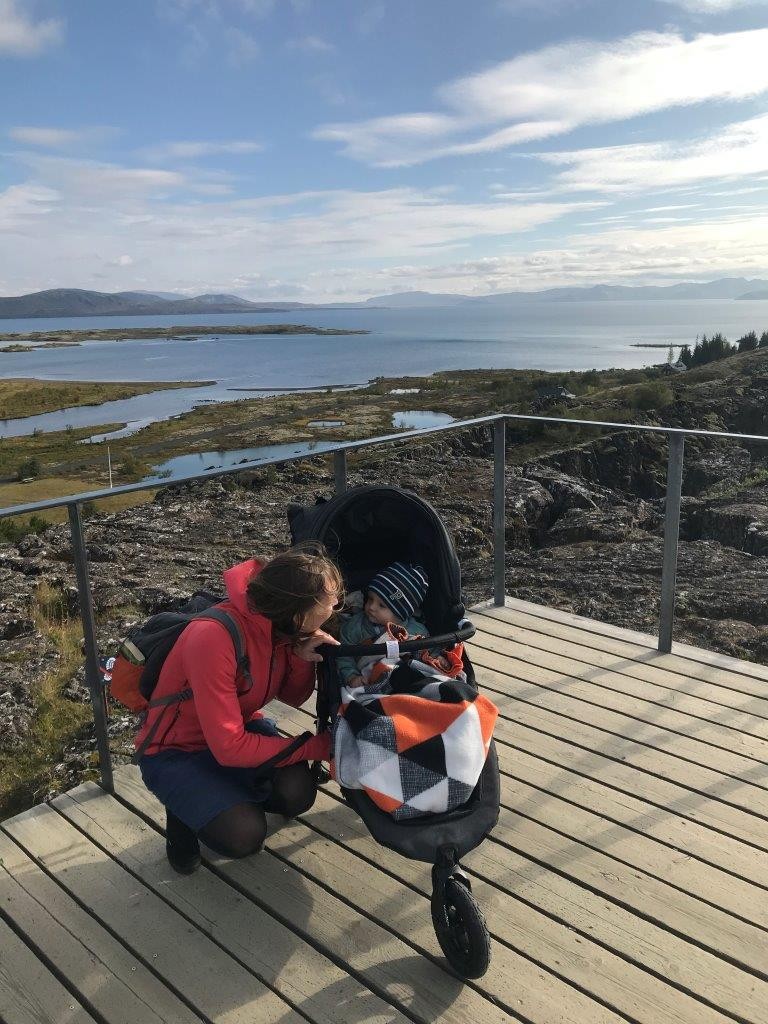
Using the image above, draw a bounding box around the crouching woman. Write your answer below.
[135,546,341,873]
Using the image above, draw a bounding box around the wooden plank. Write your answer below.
[273,697,768,863]
[471,619,768,736]
[468,650,768,782]
[0,832,203,1024]
[0,917,96,1024]
[494,770,768,928]
[114,765,628,1024]
[475,684,768,818]
[50,785,409,1024]
[478,598,768,687]
[299,786,767,1024]
[2,803,304,1024]
[499,740,768,894]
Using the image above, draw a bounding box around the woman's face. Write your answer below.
[296,580,341,637]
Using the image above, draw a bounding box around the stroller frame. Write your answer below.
[289,485,501,978]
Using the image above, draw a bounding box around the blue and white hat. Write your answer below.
[368,562,428,622]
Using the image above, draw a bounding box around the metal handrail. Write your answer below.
[4,409,768,793]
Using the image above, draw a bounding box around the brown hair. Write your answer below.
[246,543,343,639]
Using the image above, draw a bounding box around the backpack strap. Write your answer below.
[196,608,254,690]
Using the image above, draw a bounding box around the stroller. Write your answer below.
[289,485,501,979]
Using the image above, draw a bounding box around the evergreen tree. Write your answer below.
[759,331,768,349]
[737,330,758,352]
[679,344,692,368]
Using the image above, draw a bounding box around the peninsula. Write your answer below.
[0,323,369,350]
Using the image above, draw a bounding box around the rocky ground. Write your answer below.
[4,348,768,815]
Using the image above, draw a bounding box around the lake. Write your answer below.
[2,299,768,439]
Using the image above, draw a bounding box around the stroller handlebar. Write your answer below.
[318,619,476,659]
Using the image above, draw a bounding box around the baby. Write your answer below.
[337,561,429,687]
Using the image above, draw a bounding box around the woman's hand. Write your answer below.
[293,628,340,663]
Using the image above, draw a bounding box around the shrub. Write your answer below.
[631,382,674,411]
[16,457,41,480]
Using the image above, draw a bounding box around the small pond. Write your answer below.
[392,410,454,429]
[146,441,338,481]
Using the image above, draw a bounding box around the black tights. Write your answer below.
[197,762,317,859]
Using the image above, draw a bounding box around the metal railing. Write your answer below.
[3,411,767,793]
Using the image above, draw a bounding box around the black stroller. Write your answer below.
[289,485,500,979]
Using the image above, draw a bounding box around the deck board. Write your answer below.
[2,597,768,1024]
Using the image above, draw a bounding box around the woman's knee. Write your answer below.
[199,804,267,858]
[268,763,317,817]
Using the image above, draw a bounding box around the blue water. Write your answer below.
[2,300,768,439]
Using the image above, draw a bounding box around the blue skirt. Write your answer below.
[138,718,277,832]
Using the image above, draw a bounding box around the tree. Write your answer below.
[737,330,758,352]
[666,343,675,364]
[679,344,693,368]
[759,331,768,349]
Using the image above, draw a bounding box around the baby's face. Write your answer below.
[364,591,398,626]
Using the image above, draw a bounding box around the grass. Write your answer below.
[0,377,204,420]
[0,581,94,820]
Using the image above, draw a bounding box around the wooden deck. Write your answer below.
[3,598,768,1024]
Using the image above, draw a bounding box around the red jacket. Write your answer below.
[135,558,331,767]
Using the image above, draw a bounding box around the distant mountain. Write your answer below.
[4,278,768,319]
[0,288,315,319]
[363,291,470,308]
[366,278,768,307]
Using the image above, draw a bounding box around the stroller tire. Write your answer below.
[431,876,491,979]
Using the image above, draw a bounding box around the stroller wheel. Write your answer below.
[431,875,491,979]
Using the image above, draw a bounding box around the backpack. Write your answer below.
[110,590,252,715]
[112,590,315,768]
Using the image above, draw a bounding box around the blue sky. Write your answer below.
[2,0,768,300]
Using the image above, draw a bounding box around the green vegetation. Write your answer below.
[678,328,768,368]
[0,378,207,420]
[0,581,94,819]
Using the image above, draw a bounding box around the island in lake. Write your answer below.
[0,323,369,350]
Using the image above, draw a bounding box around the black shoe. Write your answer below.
[165,811,201,874]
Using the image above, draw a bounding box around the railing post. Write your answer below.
[333,449,347,495]
[493,418,506,606]
[68,502,114,793]
[658,434,685,654]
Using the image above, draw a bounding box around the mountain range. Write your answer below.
[2,278,768,319]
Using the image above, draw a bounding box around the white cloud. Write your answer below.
[315,28,768,166]
[0,0,63,56]
[10,127,81,148]
[141,139,263,160]
[0,164,606,295]
[287,34,334,53]
[537,113,768,193]
[8,125,118,148]
[660,0,767,11]
[224,26,260,63]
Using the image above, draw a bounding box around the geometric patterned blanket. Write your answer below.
[332,659,498,820]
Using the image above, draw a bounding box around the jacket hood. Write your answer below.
[223,558,264,616]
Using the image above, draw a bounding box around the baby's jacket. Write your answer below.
[338,610,428,684]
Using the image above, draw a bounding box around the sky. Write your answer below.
[2,0,768,301]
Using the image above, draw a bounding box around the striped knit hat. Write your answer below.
[368,562,428,623]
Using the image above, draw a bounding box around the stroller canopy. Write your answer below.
[288,485,465,633]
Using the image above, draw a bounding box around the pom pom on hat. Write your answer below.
[368,562,428,622]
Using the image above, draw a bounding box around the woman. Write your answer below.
[136,545,342,873]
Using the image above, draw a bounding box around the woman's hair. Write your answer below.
[246,543,343,639]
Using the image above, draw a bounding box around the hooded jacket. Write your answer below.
[135,558,330,767]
